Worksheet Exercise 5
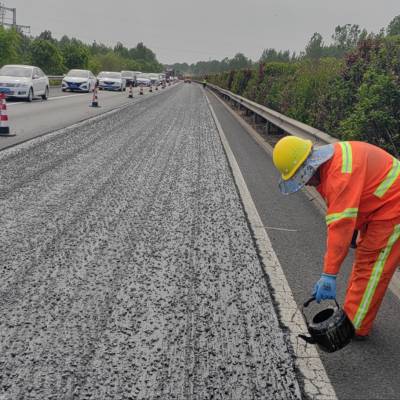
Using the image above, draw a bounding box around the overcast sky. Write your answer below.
[7,0,400,64]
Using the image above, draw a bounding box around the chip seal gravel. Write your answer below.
[0,84,302,399]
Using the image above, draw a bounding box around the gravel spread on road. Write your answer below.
[0,84,301,399]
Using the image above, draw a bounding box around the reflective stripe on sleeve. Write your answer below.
[353,224,400,329]
[326,208,358,225]
[340,142,353,174]
[374,158,400,198]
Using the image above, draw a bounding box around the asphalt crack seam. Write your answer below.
[205,91,338,400]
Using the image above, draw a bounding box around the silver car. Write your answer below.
[97,72,126,91]
[0,65,49,102]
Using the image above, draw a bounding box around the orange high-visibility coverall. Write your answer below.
[317,141,400,335]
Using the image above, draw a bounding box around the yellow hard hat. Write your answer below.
[273,136,313,180]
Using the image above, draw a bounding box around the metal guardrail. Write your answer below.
[47,75,64,80]
[206,82,337,145]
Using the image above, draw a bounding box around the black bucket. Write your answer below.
[299,297,355,353]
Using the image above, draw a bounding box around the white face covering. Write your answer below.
[279,144,334,195]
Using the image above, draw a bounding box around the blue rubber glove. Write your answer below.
[312,273,337,303]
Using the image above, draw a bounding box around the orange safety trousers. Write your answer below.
[344,217,400,336]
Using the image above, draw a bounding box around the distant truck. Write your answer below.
[121,71,137,87]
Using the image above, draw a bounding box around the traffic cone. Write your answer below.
[0,93,14,136]
[128,82,133,98]
[139,84,144,95]
[90,85,99,107]
[149,85,153,93]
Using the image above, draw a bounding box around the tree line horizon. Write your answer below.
[201,16,400,156]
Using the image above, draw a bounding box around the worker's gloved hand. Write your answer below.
[312,273,337,303]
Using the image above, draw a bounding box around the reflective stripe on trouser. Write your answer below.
[344,220,400,335]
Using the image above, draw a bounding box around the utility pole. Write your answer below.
[0,2,30,34]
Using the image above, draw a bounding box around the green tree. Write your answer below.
[229,53,251,70]
[95,51,125,71]
[30,39,64,74]
[332,24,364,51]
[0,27,20,65]
[38,30,55,43]
[305,33,324,59]
[260,48,291,63]
[62,41,89,70]
[387,15,400,36]
[129,42,157,63]
[340,69,400,155]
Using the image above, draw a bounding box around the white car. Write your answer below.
[0,64,49,102]
[97,72,126,91]
[62,69,97,92]
[136,73,151,87]
[148,73,161,86]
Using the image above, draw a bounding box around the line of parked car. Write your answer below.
[0,64,173,101]
[62,70,168,93]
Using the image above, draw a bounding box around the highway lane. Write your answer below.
[0,83,301,399]
[1,85,167,150]
[5,86,81,104]
[207,89,400,400]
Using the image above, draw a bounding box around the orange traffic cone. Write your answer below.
[0,93,14,136]
[91,85,99,107]
[139,84,144,95]
[128,82,133,98]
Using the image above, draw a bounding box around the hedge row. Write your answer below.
[207,36,400,157]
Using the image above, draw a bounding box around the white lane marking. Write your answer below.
[205,92,338,400]
[258,226,299,232]
[7,93,86,106]
[6,90,133,106]
[208,89,400,304]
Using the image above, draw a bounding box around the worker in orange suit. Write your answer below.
[272,137,400,339]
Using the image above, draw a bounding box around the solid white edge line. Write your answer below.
[7,93,86,106]
[205,92,338,400]
[7,90,135,106]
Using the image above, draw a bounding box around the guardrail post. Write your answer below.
[264,121,271,135]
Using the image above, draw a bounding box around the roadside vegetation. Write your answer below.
[172,17,400,155]
[0,28,163,75]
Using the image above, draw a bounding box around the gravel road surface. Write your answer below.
[0,84,301,399]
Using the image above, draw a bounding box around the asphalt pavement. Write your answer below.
[0,83,302,399]
[1,86,163,150]
[207,89,400,400]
